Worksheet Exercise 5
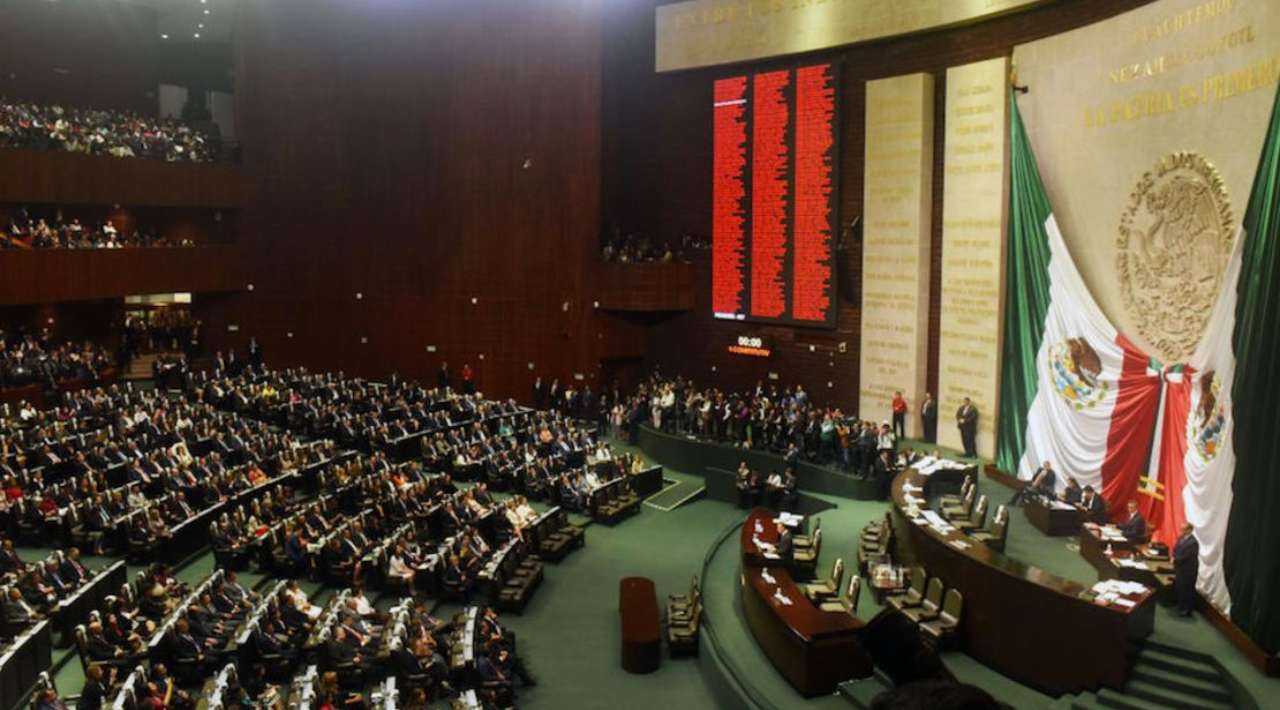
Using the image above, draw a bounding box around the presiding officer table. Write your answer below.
[891,469,1156,695]
[739,509,872,697]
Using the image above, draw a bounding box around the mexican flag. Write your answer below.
[996,92,1162,510]
[1174,232,1241,612]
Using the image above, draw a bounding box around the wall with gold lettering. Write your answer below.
[859,73,933,433]
[938,58,1010,459]
[1014,0,1280,364]
[655,0,1045,72]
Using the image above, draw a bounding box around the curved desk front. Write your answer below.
[738,509,872,697]
[890,470,1155,695]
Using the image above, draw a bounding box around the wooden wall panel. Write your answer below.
[597,262,694,312]
[0,150,242,208]
[230,0,603,401]
[602,0,1154,411]
[0,0,159,113]
[0,246,245,305]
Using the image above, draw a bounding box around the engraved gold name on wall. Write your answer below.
[655,0,1045,72]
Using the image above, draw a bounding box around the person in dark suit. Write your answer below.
[35,687,68,710]
[1079,486,1108,524]
[774,521,794,566]
[920,392,937,444]
[437,362,450,390]
[78,665,107,710]
[1173,523,1200,617]
[3,587,40,625]
[1118,500,1147,543]
[955,398,978,458]
[1059,477,1082,505]
[59,547,90,586]
[1010,462,1056,506]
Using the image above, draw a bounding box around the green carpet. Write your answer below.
[32,442,1280,710]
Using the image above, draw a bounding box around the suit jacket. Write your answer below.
[776,529,794,564]
[325,639,357,666]
[1119,511,1147,542]
[85,634,119,661]
[1174,533,1199,571]
[1081,494,1108,523]
[78,680,105,710]
[166,632,202,660]
[956,405,978,431]
[3,599,35,624]
[60,559,88,586]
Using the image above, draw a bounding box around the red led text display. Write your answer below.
[712,63,838,328]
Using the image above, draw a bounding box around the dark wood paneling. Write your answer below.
[231,0,603,400]
[0,149,242,208]
[0,0,159,113]
[597,262,694,312]
[0,246,245,305]
[602,0,1154,411]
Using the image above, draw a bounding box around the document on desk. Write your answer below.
[773,590,793,606]
[777,512,804,527]
[761,570,776,585]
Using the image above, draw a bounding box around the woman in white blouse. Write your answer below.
[387,544,416,596]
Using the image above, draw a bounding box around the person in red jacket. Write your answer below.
[891,391,907,440]
[462,363,475,394]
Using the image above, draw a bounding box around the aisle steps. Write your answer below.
[1054,641,1247,710]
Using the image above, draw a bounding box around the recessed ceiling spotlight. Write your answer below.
[198,23,204,29]
[204,9,210,15]
[160,33,169,39]
[193,32,200,39]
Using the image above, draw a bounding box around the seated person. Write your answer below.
[1058,477,1082,505]
[1118,500,1148,543]
[1011,461,1056,505]
[3,586,41,626]
[319,670,365,710]
[1078,485,1108,524]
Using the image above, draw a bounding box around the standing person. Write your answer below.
[920,392,937,444]
[956,397,978,458]
[462,363,475,394]
[891,391,907,440]
[1172,524,1200,617]
[532,376,544,409]
[437,362,450,390]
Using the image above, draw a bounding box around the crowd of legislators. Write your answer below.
[0,358,566,708]
[0,329,114,392]
[612,374,947,482]
[3,209,195,250]
[201,363,644,516]
[0,99,216,162]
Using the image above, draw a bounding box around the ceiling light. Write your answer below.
[204,9,210,15]
[198,23,204,29]
[193,32,200,39]
[160,33,169,39]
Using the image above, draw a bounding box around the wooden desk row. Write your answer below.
[891,470,1156,695]
[738,509,872,697]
